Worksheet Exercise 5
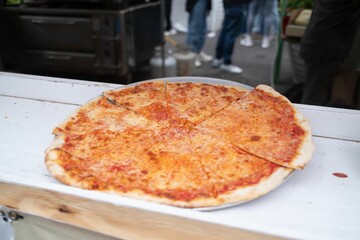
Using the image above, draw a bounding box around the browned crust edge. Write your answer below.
[256,85,315,169]
[45,148,293,208]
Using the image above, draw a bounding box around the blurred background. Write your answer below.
[0,0,359,108]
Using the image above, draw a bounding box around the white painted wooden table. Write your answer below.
[1,72,360,240]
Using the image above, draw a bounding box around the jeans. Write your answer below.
[250,0,279,35]
[215,5,247,65]
[245,0,277,37]
[187,0,208,53]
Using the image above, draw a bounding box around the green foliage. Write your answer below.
[286,0,313,9]
[6,0,21,5]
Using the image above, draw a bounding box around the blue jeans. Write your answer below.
[187,0,208,53]
[215,5,247,65]
[245,0,277,37]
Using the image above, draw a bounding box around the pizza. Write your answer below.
[45,80,315,208]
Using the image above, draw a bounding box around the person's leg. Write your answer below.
[301,60,340,106]
[214,30,225,60]
[164,0,172,31]
[186,0,208,53]
[262,0,276,37]
[271,0,280,36]
[222,6,245,65]
[330,70,360,108]
[186,10,194,48]
[240,0,259,46]
[217,5,244,73]
[212,25,225,68]
[261,0,276,48]
[215,10,229,61]
[244,0,258,35]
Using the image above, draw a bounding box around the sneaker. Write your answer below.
[220,64,243,74]
[212,58,221,68]
[199,51,213,62]
[164,29,177,36]
[194,57,202,68]
[261,37,270,48]
[173,22,188,33]
[240,34,253,47]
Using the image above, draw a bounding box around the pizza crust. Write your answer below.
[52,96,104,135]
[215,167,293,206]
[46,149,293,208]
[290,109,315,169]
[102,81,166,112]
[45,148,89,189]
[105,189,222,208]
[45,148,223,208]
[45,135,66,154]
[256,85,315,169]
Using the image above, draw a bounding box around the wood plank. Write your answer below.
[10,211,120,240]
[0,183,281,240]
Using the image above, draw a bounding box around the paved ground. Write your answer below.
[168,0,295,93]
[167,31,294,91]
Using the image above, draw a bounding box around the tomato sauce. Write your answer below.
[333,172,348,178]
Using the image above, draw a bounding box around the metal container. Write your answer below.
[173,45,195,76]
[150,47,177,78]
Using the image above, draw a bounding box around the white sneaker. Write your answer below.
[240,34,253,47]
[164,29,177,36]
[220,64,243,74]
[199,51,213,62]
[194,57,202,68]
[261,37,270,48]
[212,58,221,68]
[173,22,188,33]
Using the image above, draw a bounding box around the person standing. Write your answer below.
[240,0,277,48]
[164,0,177,36]
[300,0,360,106]
[212,0,250,74]
[186,0,213,67]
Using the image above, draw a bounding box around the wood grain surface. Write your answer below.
[0,183,281,240]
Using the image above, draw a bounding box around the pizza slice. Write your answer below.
[141,127,216,207]
[187,125,293,206]
[47,122,215,207]
[165,82,249,126]
[53,95,162,137]
[45,130,159,190]
[103,81,171,128]
[46,146,173,196]
[196,85,314,169]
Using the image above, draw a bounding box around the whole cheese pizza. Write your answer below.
[45,80,315,208]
